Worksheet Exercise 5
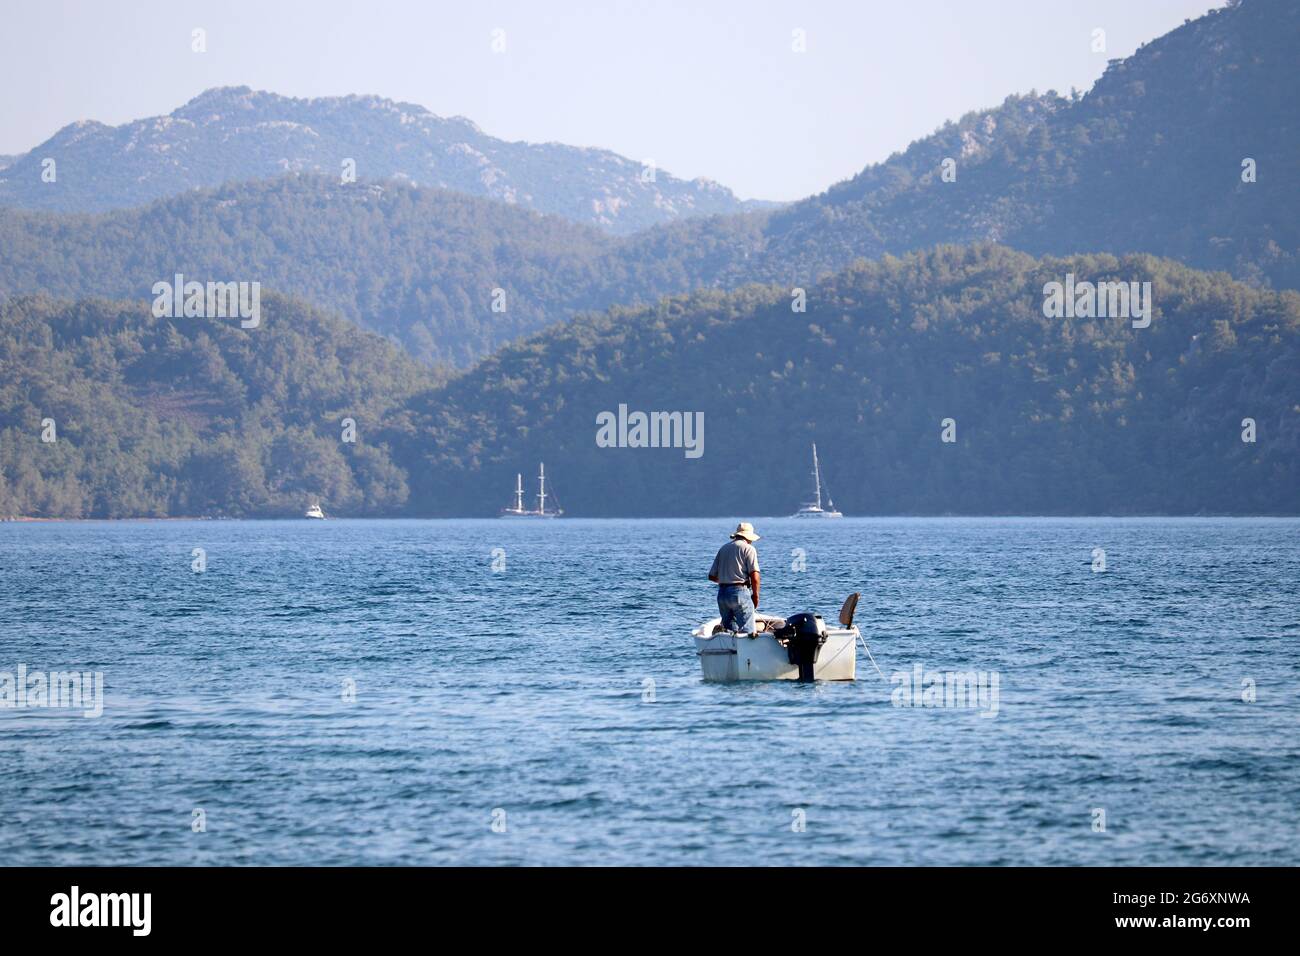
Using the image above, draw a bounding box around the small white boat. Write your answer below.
[499,463,563,518]
[692,595,863,682]
[791,443,842,518]
[304,503,325,520]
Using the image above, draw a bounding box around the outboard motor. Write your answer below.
[777,612,828,682]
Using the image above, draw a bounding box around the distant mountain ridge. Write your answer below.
[1,0,1294,373]
[0,86,765,233]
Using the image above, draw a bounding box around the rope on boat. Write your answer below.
[857,632,886,680]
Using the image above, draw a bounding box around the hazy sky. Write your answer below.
[1,0,1223,201]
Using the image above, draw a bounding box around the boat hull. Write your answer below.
[692,623,857,682]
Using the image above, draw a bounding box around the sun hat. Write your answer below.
[731,522,760,542]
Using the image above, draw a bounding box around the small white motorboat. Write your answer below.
[692,594,863,682]
[305,502,326,520]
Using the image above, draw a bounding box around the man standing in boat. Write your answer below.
[708,522,761,635]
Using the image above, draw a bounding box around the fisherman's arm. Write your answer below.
[708,572,719,583]
[749,570,760,609]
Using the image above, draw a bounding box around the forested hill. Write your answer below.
[2,247,1297,518]
[0,293,435,518]
[0,86,760,233]
[0,178,638,368]
[401,246,1300,517]
[697,0,1300,291]
[1,1,1294,373]
[0,175,784,367]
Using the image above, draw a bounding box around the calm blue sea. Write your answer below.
[1,517,1297,866]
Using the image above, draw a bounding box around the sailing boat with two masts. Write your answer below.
[499,463,563,518]
[791,443,843,518]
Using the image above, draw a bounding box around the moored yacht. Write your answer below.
[499,463,563,518]
[791,443,843,518]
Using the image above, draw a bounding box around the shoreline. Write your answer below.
[4,513,1299,523]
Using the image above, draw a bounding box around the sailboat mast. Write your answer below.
[537,463,547,514]
[514,473,524,512]
[811,443,822,510]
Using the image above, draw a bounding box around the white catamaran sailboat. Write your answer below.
[499,463,563,518]
[791,443,843,518]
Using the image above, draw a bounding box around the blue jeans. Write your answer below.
[717,584,756,634]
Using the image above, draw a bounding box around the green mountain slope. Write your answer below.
[0,293,434,518]
[403,245,1300,516]
[751,0,1299,289]
[0,178,619,367]
[3,247,1296,517]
